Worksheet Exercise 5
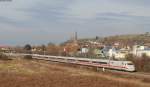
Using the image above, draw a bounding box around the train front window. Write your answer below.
[127,63,133,65]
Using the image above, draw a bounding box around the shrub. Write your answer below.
[0,53,10,60]
[126,54,150,72]
[24,55,33,60]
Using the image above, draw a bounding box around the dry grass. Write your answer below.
[0,59,149,87]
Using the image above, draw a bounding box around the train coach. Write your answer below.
[32,54,136,72]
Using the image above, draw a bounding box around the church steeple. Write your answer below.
[75,32,78,41]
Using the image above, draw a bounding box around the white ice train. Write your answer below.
[32,54,136,72]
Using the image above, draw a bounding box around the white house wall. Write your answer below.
[136,50,150,57]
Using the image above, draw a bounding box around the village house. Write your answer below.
[102,46,129,59]
[132,45,150,57]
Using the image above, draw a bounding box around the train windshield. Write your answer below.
[127,63,134,65]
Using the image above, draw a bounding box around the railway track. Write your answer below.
[32,56,150,78]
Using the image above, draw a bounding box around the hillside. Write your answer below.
[78,33,150,47]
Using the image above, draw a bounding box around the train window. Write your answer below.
[57,58,65,60]
[49,58,55,60]
[68,59,75,62]
[78,60,89,62]
[127,63,134,65]
[68,59,75,61]
[110,62,114,64]
[92,61,107,64]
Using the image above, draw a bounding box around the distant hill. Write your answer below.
[78,33,150,47]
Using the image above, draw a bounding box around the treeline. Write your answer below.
[14,42,79,57]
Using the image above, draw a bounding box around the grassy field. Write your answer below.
[0,58,149,87]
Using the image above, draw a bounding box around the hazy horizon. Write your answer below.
[0,0,150,46]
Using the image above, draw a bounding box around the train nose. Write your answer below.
[127,66,136,72]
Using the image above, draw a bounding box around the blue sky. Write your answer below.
[0,0,150,45]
